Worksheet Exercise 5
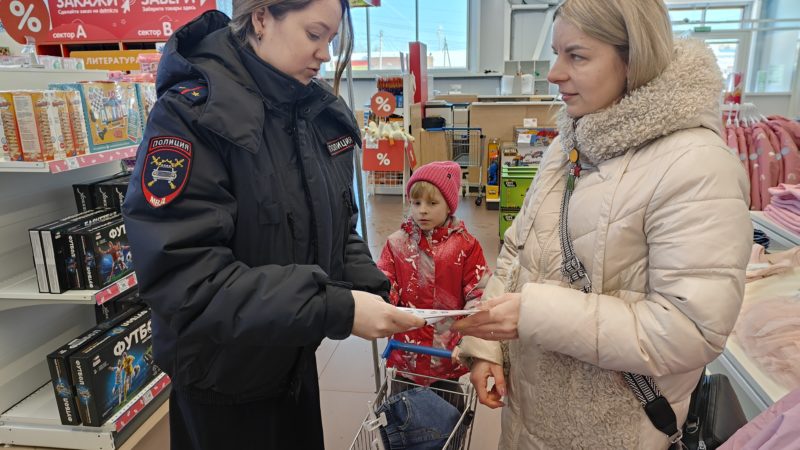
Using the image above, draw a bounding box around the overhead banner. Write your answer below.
[0,0,217,44]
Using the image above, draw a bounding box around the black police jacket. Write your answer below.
[122,11,389,403]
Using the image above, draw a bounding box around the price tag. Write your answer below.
[143,390,154,404]
[118,276,130,292]
[66,157,80,170]
[523,118,538,128]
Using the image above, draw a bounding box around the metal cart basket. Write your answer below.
[350,340,478,450]
[428,127,485,206]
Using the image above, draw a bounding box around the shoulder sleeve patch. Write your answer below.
[169,80,208,105]
[141,136,193,208]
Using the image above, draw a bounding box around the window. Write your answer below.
[418,0,468,69]
[326,0,469,74]
[669,7,744,32]
[750,29,800,92]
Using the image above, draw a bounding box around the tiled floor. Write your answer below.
[317,193,503,450]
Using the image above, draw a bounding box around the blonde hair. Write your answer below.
[409,181,441,203]
[554,0,673,93]
[230,0,353,94]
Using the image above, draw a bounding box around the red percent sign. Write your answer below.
[370,91,396,118]
[0,0,51,44]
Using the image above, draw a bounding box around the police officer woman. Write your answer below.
[122,1,424,448]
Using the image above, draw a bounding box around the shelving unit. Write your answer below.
[0,271,137,313]
[0,146,137,174]
[0,67,166,450]
[0,373,170,449]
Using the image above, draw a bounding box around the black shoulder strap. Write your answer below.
[557,147,683,446]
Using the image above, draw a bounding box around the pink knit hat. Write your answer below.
[406,161,462,213]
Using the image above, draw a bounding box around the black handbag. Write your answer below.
[681,373,748,450]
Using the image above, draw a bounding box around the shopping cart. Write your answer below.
[428,127,486,206]
[349,340,478,450]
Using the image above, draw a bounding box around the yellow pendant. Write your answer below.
[569,148,579,163]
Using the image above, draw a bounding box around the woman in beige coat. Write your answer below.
[453,0,752,448]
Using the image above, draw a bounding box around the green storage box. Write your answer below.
[500,167,537,208]
[499,206,521,239]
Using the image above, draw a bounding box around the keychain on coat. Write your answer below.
[566,147,581,191]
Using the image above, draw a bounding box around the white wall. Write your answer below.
[746,92,793,116]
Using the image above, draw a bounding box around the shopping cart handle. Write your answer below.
[382,340,453,359]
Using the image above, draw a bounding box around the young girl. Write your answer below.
[377,161,489,386]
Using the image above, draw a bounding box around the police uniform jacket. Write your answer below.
[122,11,389,403]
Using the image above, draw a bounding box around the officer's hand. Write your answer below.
[350,291,425,339]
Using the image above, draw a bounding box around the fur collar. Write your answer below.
[557,39,723,165]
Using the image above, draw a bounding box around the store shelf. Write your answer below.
[0,373,170,450]
[0,146,137,174]
[0,271,137,312]
[751,211,800,249]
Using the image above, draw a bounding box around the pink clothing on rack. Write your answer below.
[768,183,800,201]
[720,388,800,450]
[769,122,800,184]
[753,123,781,210]
[728,125,750,178]
[771,197,800,215]
[742,126,762,210]
[763,205,800,235]
[767,116,800,143]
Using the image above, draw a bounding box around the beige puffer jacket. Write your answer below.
[458,39,752,449]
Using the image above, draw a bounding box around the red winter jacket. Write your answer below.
[377,217,489,384]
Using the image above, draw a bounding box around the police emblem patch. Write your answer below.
[326,135,355,156]
[141,136,192,208]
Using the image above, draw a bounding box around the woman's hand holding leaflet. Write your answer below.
[350,290,426,339]
[452,293,521,340]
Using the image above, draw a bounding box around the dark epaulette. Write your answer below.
[169,80,208,105]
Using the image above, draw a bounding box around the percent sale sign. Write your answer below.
[0,0,217,44]
[370,91,396,118]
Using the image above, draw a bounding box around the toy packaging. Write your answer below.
[10,91,66,161]
[0,92,24,161]
[49,82,142,153]
[135,83,156,133]
[31,209,115,293]
[46,91,78,158]
[95,287,143,324]
[94,175,131,211]
[70,307,160,426]
[47,306,141,425]
[72,172,129,212]
[71,217,133,290]
[58,90,90,155]
[62,211,121,290]
[30,209,100,293]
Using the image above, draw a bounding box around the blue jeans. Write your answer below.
[378,387,462,450]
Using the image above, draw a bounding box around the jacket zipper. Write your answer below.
[290,104,319,261]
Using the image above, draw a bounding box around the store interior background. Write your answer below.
[0,0,799,449]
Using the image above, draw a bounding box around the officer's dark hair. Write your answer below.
[230,0,353,94]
